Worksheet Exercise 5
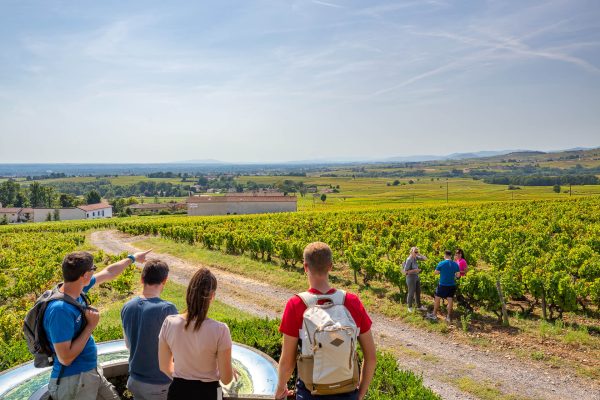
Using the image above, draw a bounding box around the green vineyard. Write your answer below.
[2,197,599,322]
[114,198,600,321]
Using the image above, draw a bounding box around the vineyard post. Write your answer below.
[541,290,547,320]
[488,239,510,326]
[495,276,510,326]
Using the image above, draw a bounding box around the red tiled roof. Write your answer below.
[78,203,112,212]
[187,195,297,203]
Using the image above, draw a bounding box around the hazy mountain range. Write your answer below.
[179,148,595,165]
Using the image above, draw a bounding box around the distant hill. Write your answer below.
[475,147,600,163]
[383,150,521,163]
[174,159,226,164]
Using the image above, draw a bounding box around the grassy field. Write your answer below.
[236,175,600,211]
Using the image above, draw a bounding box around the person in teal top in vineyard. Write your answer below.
[426,250,460,323]
[43,249,151,400]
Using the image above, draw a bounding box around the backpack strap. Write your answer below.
[52,283,90,311]
[297,291,318,308]
[297,289,346,307]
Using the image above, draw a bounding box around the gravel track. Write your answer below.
[91,230,599,400]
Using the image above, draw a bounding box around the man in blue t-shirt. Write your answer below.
[121,260,178,400]
[426,250,460,323]
[44,249,151,400]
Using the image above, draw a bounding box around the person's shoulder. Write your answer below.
[46,299,78,314]
[342,291,365,307]
[286,294,305,307]
[160,300,178,313]
[205,318,230,331]
[214,319,230,329]
[44,300,78,324]
[161,299,177,309]
[163,313,182,325]
[122,296,140,309]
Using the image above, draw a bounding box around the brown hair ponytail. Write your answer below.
[185,268,217,331]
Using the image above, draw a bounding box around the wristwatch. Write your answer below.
[127,254,136,264]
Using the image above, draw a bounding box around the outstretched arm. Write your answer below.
[275,334,298,400]
[94,250,151,285]
[357,330,377,400]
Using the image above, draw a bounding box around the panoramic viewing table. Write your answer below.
[0,340,278,400]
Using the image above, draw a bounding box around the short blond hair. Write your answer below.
[303,242,333,275]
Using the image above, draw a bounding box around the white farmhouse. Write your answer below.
[79,203,113,219]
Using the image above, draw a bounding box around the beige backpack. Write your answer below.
[296,290,360,395]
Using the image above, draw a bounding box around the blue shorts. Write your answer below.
[435,285,456,299]
[296,380,358,400]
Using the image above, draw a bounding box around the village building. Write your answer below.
[32,207,86,222]
[187,193,297,216]
[79,203,113,219]
[0,203,112,223]
[0,208,23,223]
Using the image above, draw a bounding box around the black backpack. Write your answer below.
[23,283,91,368]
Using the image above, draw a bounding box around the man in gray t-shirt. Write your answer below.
[121,260,178,400]
[404,247,427,312]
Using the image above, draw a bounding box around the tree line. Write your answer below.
[483,174,599,186]
[0,180,102,208]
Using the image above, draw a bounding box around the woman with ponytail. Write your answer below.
[158,268,234,399]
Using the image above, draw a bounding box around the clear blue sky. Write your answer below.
[0,0,599,163]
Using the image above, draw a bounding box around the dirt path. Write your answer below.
[91,230,599,400]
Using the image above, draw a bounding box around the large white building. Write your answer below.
[187,193,297,216]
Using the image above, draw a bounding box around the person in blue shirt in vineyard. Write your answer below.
[427,250,460,322]
[43,249,151,400]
